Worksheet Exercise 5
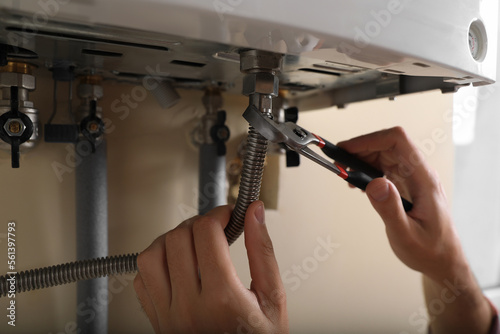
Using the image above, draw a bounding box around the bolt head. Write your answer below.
[216,127,230,141]
[242,73,279,96]
[87,121,100,134]
[4,118,26,136]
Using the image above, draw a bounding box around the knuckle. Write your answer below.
[389,126,411,145]
[164,231,186,259]
[424,167,442,191]
[391,126,407,138]
[192,216,219,235]
[261,238,276,258]
[203,282,234,308]
[270,287,287,308]
[163,232,175,249]
[211,290,234,311]
[164,228,184,247]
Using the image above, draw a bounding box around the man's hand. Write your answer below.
[134,201,289,334]
[339,127,494,334]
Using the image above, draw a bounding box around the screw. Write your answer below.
[9,121,21,133]
[216,127,229,141]
[87,121,100,134]
[4,118,26,137]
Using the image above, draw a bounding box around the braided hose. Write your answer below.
[0,254,137,297]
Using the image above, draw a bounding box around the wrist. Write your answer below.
[423,269,494,334]
[424,233,471,284]
[425,260,481,301]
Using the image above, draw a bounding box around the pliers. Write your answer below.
[243,106,413,212]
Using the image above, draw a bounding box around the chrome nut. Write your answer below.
[240,50,283,74]
[78,83,103,99]
[242,72,279,96]
[4,118,26,137]
[0,72,35,90]
[259,95,273,111]
[0,100,34,108]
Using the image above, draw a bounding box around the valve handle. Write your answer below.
[79,100,105,153]
[0,87,34,168]
[210,110,230,156]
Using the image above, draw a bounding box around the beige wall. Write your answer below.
[0,69,453,333]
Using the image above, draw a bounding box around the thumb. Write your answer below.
[366,178,410,235]
[244,201,285,308]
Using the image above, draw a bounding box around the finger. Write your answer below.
[193,205,239,290]
[165,218,201,300]
[244,201,286,310]
[134,273,161,334]
[365,178,411,236]
[338,127,437,197]
[136,235,172,317]
[203,205,233,227]
[338,127,427,179]
[337,127,405,155]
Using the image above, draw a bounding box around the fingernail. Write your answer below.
[254,202,265,224]
[369,182,390,202]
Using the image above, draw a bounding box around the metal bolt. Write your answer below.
[87,121,100,134]
[216,127,230,141]
[242,73,280,96]
[4,118,26,136]
[9,121,21,133]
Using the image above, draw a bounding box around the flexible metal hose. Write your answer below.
[0,122,268,297]
[224,126,268,245]
[0,94,272,297]
[0,254,137,297]
[0,123,267,296]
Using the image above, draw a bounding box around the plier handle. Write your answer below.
[243,106,413,212]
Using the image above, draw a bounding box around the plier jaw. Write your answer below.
[243,104,343,175]
[243,104,320,150]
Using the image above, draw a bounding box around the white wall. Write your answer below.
[0,71,453,333]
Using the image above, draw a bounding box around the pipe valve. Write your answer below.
[0,62,38,168]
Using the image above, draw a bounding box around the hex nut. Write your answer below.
[0,100,34,108]
[259,95,273,111]
[240,50,283,73]
[242,73,279,96]
[4,118,26,136]
[78,83,103,99]
[0,72,35,90]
